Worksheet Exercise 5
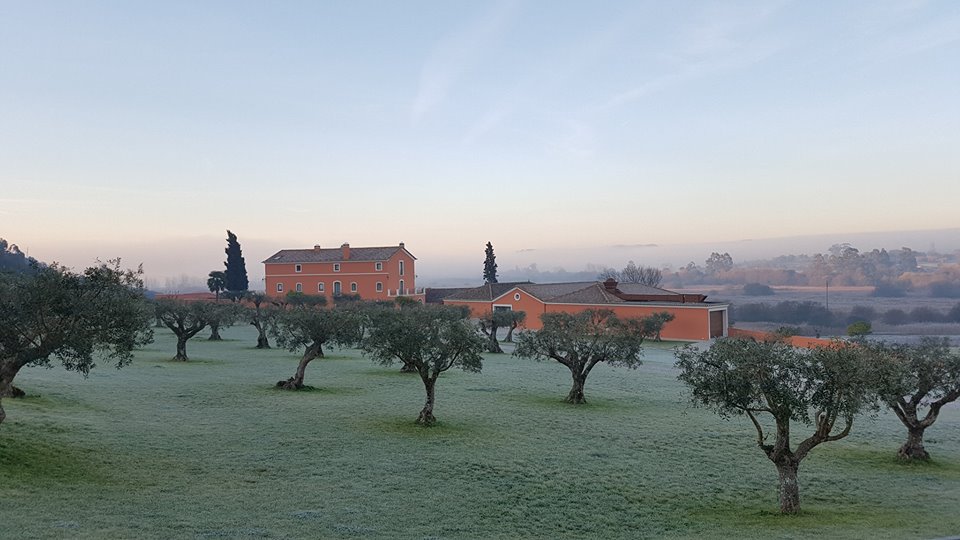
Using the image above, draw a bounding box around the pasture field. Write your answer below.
[2,325,959,539]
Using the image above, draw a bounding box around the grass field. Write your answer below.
[2,325,959,539]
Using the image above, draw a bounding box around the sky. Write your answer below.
[1,1,959,289]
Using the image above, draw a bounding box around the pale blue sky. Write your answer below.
[1,1,958,285]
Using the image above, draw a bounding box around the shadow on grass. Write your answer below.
[358,415,482,439]
[693,499,915,532]
[0,426,110,484]
[258,385,366,396]
[826,445,960,476]
[505,392,636,413]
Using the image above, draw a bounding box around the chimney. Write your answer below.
[313,244,321,252]
[341,243,350,260]
[603,278,618,292]
[399,242,405,249]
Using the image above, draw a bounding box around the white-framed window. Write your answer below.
[276,283,283,293]
[333,263,341,272]
[399,260,405,276]
[376,282,383,292]
[295,283,302,293]
[350,282,358,293]
[318,282,325,293]
[333,281,342,296]
[375,262,383,271]
[295,264,302,273]
[514,293,521,301]
[398,279,405,294]
[494,304,513,312]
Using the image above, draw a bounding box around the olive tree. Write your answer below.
[205,301,243,341]
[868,337,960,460]
[272,305,360,390]
[245,292,277,349]
[478,310,513,353]
[674,338,876,514]
[513,310,647,404]
[361,305,484,425]
[502,310,526,343]
[156,299,217,361]
[0,261,153,427]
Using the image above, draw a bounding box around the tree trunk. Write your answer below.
[486,331,503,354]
[775,461,801,514]
[898,427,930,461]
[173,335,190,361]
[0,361,23,427]
[565,372,587,404]
[505,324,516,343]
[417,377,437,426]
[208,323,222,341]
[256,331,270,349]
[277,342,322,390]
[400,361,418,373]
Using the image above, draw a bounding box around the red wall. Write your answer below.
[443,287,726,341]
[264,251,416,302]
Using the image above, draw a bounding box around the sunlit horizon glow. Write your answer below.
[2,1,958,286]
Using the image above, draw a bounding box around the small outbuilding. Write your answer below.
[437,279,728,341]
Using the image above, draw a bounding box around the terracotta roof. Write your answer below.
[615,283,678,296]
[263,245,412,264]
[424,287,474,304]
[444,280,716,306]
[439,282,532,301]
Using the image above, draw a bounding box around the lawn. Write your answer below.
[2,325,959,539]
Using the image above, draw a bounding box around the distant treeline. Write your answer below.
[661,243,960,296]
[731,301,960,327]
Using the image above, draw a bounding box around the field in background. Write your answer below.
[694,285,960,340]
[2,326,959,539]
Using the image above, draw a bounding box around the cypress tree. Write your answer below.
[224,230,249,294]
[483,242,498,284]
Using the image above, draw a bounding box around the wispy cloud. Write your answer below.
[410,1,518,125]
[600,3,787,112]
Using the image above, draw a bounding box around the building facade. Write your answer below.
[263,243,422,302]
[438,279,728,341]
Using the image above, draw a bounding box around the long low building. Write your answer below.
[437,279,728,341]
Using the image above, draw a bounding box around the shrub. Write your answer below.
[949,303,960,323]
[928,281,960,298]
[882,309,908,325]
[743,283,775,296]
[873,281,908,297]
[910,307,944,323]
[846,321,872,337]
[845,305,876,325]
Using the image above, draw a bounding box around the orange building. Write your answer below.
[263,243,422,302]
[436,279,728,341]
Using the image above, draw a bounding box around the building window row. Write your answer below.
[276,281,387,295]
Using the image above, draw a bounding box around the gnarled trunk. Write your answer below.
[565,372,587,404]
[277,342,323,390]
[775,460,801,514]
[400,361,417,373]
[505,324,517,343]
[208,323,222,341]
[898,427,930,461]
[173,335,190,361]
[417,377,437,425]
[0,361,24,427]
[486,332,502,353]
